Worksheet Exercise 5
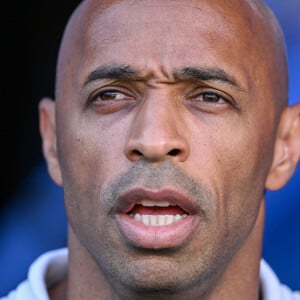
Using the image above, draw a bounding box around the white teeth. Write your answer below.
[142,215,149,225]
[165,215,174,225]
[139,200,173,207]
[158,215,166,225]
[150,215,157,225]
[132,214,188,226]
[174,214,182,221]
[135,213,142,222]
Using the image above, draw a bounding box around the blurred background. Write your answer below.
[1,0,299,295]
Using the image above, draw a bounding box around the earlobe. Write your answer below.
[39,98,63,186]
[266,103,300,190]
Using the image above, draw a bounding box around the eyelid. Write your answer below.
[88,85,137,103]
[193,92,226,103]
[188,86,238,108]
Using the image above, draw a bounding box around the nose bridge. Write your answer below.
[136,94,176,140]
[125,92,189,162]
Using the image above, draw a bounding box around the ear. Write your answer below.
[39,98,62,186]
[266,102,300,190]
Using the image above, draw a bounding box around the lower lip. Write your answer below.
[115,213,199,249]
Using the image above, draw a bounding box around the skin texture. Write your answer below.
[40,0,300,299]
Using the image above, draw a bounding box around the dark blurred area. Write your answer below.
[2,1,81,210]
[1,0,299,296]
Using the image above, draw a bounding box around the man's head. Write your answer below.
[39,0,300,299]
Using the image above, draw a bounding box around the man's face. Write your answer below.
[55,0,279,295]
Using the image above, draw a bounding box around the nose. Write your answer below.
[124,97,190,163]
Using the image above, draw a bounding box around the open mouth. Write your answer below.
[115,188,199,249]
[128,200,188,226]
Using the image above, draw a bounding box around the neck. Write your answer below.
[51,201,265,300]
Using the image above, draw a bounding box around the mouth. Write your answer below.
[114,188,200,249]
[128,200,188,226]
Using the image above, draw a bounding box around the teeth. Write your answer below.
[141,214,149,225]
[135,213,142,222]
[139,200,174,207]
[174,214,182,221]
[165,215,174,225]
[131,213,188,226]
[150,215,157,225]
[158,215,166,225]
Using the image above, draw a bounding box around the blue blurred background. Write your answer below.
[1,0,299,295]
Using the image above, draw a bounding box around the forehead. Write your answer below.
[86,0,257,33]
[76,0,260,81]
[55,0,285,105]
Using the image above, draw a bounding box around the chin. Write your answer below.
[101,252,221,299]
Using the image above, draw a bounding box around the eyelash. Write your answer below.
[192,92,227,103]
[89,88,135,103]
[188,89,237,109]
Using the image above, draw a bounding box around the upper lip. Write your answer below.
[114,188,198,215]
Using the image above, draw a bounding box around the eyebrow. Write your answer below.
[84,65,244,91]
[174,67,243,90]
[84,65,142,86]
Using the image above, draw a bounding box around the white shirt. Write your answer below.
[1,248,299,300]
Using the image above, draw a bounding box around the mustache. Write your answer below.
[101,160,215,215]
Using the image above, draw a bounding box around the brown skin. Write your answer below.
[40,0,300,299]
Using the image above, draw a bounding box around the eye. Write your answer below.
[187,88,239,113]
[194,92,227,104]
[87,88,137,114]
[91,89,133,102]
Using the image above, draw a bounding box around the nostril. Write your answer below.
[168,149,180,156]
[132,149,143,157]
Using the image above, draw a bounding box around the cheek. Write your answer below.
[187,113,273,227]
[59,113,127,182]
[56,113,130,226]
